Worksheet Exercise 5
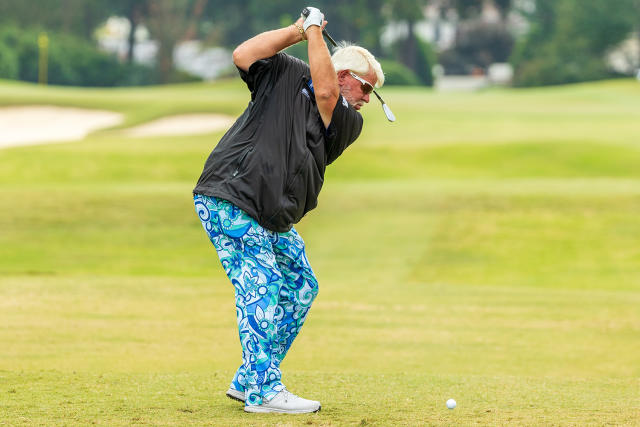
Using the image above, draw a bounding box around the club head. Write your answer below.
[382,103,395,122]
[373,90,395,122]
[303,16,396,123]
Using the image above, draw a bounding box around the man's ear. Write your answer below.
[337,69,349,84]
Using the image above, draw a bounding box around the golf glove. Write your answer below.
[302,7,324,32]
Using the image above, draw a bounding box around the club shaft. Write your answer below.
[317,26,389,103]
[322,30,338,47]
[302,8,338,47]
[320,27,392,120]
[301,8,394,122]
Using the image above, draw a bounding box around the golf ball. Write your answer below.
[446,398,456,409]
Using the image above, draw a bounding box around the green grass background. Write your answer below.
[1,77,639,425]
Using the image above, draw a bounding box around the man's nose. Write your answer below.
[363,93,370,103]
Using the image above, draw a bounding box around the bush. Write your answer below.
[0,41,19,79]
[0,25,25,79]
[387,36,436,86]
[440,21,514,75]
[437,49,471,75]
[165,68,203,84]
[0,25,156,87]
[513,47,611,87]
[378,59,421,86]
[510,0,635,86]
[119,63,157,87]
[414,37,436,86]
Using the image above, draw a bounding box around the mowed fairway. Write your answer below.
[1,78,639,426]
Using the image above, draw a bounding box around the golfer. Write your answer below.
[193,7,384,414]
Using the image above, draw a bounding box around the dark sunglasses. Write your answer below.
[349,71,374,95]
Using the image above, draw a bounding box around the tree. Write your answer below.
[107,0,150,64]
[453,0,512,22]
[439,0,515,74]
[318,0,387,56]
[512,0,636,86]
[636,0,640,69]
[384,0,428,71]
[0,0,114,39]
[145,0,208,83]
[201,0,386,55]
[493,0,513,19]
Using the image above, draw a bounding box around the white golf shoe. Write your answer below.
[244,389,321,414]
[225,387,245,402]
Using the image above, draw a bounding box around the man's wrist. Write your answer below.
[292,23,306,41]
[305,26,322,37]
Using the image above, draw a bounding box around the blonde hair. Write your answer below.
[331,43,385,88]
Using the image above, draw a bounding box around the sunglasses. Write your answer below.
[349,71,374,95]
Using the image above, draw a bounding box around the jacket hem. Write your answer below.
[193,186,292,233]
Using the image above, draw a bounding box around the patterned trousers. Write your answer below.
[194,194,319,406]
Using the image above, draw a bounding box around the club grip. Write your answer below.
[302,8,310,18]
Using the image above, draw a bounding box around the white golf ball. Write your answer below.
[446,398,456,409]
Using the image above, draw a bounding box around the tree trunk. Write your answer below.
[83,2,95,39]
[126,3,141,64]
[148,0,208,83]
[127,22,137,64]
[158,41,175,82]
[403,19,418,71]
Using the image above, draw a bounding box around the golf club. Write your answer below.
[302,8,396,122]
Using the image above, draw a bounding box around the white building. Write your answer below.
[96,16,233,81]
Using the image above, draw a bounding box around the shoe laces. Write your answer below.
[280,389,298,403]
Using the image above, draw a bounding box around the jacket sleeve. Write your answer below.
[238,53,305,101]
[325,95,363,165]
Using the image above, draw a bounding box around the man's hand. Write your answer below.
[302,7,324,32]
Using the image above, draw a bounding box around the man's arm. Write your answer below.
[306,25,340,128]
[306,25,339,129]
[233,19,306,72]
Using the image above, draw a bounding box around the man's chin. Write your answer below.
[353,104,363,110]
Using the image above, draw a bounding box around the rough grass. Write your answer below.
[1,78,639,425]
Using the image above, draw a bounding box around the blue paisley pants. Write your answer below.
[194,194,319,406]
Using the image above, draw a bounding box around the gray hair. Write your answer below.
[331,42,385,88]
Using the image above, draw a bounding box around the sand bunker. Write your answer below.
[0,106,123,149]
[124,114,235,138]
[0,106,235,149]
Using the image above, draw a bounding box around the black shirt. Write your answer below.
[193,52,363,232]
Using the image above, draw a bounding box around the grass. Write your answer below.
[1,78,639,425]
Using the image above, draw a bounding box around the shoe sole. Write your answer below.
[244,405,321,414]
[226,390,245,403]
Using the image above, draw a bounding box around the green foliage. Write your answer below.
[455,0,511,19]
[0,26,156,87]
[512,0,636,86]
[0,0,114,38]
[437,49,468,75]
[387,36,436,86]
[382,0,434,85]
[414,37,436,86]
[513,45,610,87]
[0,25,39,81]
[386,0,427,20]
[0,39,19,79]
[47,34,126,86]
[441,21,514,73]
[164,68,203,84]
[378,59,421,85]
[203,0,387,56]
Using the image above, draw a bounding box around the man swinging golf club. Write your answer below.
[193,7,388,414]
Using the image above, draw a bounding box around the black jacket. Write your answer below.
[193,53,363,232]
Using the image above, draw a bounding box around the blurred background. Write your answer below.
[1,0,639,89]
